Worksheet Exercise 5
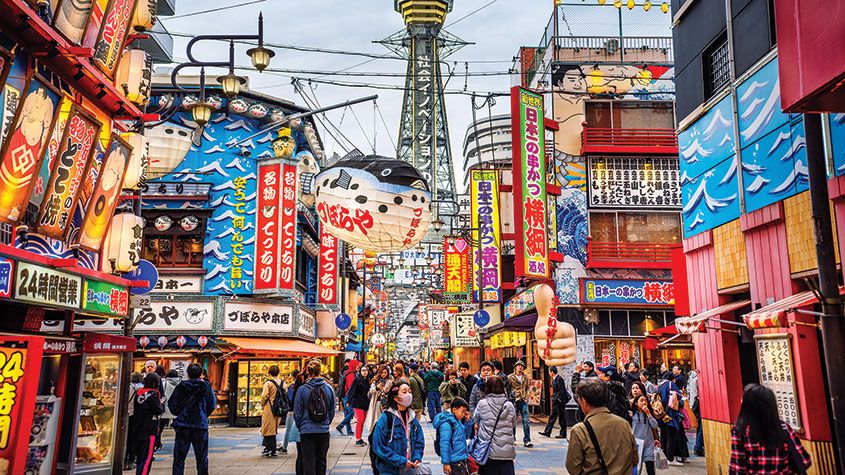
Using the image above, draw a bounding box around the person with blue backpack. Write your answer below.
[434,397,471,475]
[294,359,335,475]
[371,380,426,475]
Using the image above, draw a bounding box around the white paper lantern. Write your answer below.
[114,49,152,106]
[120,132,148,190]
[314,155,431,252]
[145,123,192,178]
[102,212,144,273]
[131,0,158,32]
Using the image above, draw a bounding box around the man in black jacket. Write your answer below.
[167,363,216,475]
[540,366,570,438]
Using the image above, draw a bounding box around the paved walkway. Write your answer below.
[135,416,707,474]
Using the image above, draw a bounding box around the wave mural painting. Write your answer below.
[681,156,740,235]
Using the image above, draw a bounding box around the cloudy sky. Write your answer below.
[159,0,670,191]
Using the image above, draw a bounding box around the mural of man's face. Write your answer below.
[561,69,586,93]
[18,89,54,147]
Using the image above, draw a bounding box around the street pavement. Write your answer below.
[135,415,707,474]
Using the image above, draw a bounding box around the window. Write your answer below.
[585,101,674,129]
[704,34,731,97]
[589,211,681,243]
[141,212,207,269]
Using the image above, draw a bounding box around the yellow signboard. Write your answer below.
[489,331,527,350]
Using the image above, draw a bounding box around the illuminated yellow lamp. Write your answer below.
[627,0,635,9]
[120,132,149,190]
[598,0,607,4]
[246,45,274,72]
[614,0,622,7]
[114,49,152,106]
[643,0,651,11]
[102,212,144,274]
[189,102,213,127]
[131,0,157,32]
[216,72,246,99]
[661,1,669,12]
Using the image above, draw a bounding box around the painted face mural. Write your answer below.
[54,0,95,44]
[296,151,320,208]
[314,155,431,252]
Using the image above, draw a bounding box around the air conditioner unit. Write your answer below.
[604,39,620,55]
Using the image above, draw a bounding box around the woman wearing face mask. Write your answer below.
[371,381,426,475]
[347,365,372,446]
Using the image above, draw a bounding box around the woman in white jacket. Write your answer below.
[472,375,516,475]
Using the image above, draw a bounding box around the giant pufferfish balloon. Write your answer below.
[314,155,431,252]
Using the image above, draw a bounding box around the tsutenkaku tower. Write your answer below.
[380,0,468,220]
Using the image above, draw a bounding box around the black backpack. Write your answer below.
[268,380,289,417]
[607,382,632,423]
[307,383,329,422]
[434,418,458,457]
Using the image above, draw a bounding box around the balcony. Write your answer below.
[554,36,673,64]
[586,239,674,269]
[581,127,678,155]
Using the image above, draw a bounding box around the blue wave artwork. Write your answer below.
[736,57,794,150]
[741,119,807,212]
[556,190,588,266]
[831,113,845,177]
[681,156,740,237]
[678,94,735,181]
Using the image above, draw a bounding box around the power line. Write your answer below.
[166,0,266,20]
[445,0,500,28]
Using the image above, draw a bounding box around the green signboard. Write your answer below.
[82,279,129,317]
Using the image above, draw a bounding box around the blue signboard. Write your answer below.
[581,279,674,306]
[123,259,159,295]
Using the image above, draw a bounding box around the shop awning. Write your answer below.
[649,324,678,336]
[502,312,537,331]
[221,337,342,357]
[743,290,819,329]
[675,300,751,334]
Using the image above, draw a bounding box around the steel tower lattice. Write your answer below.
[379,0,468,221]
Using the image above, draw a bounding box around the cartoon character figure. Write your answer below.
[272,127,295,158]
[296,151,320,207]
[533,284,576,366]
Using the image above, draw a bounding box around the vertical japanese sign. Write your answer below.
[279,163,298,290]
[0,76,61,224]
[230,176,249,291]
[37,106,100,239]
[412,39,434,184]
[255,162,280,291]
[756,334,802,430]
[511,86,549,279]
[470,169,502,303]
[443,236,470,303]
[92,0,135,77]
[0,335,44,473]
[318,231,338,305]
[77,133,130,250]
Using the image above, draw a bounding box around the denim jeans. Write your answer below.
[172,427,208,475]
[338,396,354,433]
[514,400,531,443]
[693,398,704,453]
[282,412,296,450]
[427,390,442,421]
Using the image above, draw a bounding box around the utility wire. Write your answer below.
[445,0,499,28]
[166,0,266,20]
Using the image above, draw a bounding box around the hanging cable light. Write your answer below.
[661,1,669,13]
[643,0,651,11]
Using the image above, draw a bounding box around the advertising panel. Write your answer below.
[279,162,298,290]
[37,106,100,239]
[130,300,215,331]
[0,336,44,474]
[451,311,479,347]
[254,162,280,290]
[318,231,339,305]
[81,279,129,317]
[92,0,135,77]
[77,133,131,250]
[14,262,83,309]
[470,169,502,303]
[223,301,294,334]
[504,285,536,319]
[150,275,202,294]
[299,308,315,338]
[443,237,470,303]
[511,86,549,279]
[581,279,674,306]
[755,334,802,429]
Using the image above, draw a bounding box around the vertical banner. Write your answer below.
[443,236,471,303]
[37,105,100,239]
[254,162,280,291]
[279,162,298,290]
[0,335,44,474]
[92,0,135,77]
[0,76,62,224]
[470,169,502,303]
[511,86,549,279]
[53,0,96,44]
[318,231,339,305]
[77,134,131,250]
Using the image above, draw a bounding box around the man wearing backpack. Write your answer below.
[167,363,216,475]
[294,359,335,475]
[261,365,287,457]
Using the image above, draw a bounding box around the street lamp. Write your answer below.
[432,217,445,232]
[246,14,274,72]
[188,69,213,126]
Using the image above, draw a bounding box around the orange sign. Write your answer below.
[77,134,130,250]
[0,336,44,473]
[36,106,100,239]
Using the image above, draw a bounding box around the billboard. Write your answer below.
[442,237,470,303]
[255,162,281,290]
[470,169,502,303]
[581,279,674,306]
[318,231,339,305]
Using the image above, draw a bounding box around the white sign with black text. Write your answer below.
[224,302,294,333]
[150,275,203,294]
[131,300,215,331]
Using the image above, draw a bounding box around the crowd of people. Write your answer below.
[123,356,813,475]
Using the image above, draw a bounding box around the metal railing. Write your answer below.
[582,127,677,153]
[587,239,674,268]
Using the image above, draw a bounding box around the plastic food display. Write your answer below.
[533,284,576,366]
[236,360,299,417]
[75,356,119,468]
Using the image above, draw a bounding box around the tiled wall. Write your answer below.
[713,219,748,289]
[702,419,732,475]
[784,191,840,274]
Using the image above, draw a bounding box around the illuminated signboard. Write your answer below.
[470,169,502,303]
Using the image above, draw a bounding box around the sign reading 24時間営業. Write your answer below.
[581,279,674,306]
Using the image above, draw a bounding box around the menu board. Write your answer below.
[755,334,801,430]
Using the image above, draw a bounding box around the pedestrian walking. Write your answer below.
[640,371,657,395]
[688,370,704,456]
[281,370,305,454]
[371,381,426,475]
[507,361,533,447]
[434,398,470,475]
[468,361,494,414]
[565,378,637,475]
[133,372,164,475]
[364,365,393,434]
[657,371,688,466]
[336,359,359,436]
[439,370,467,411]
[347,365,372,446]
[260,365,285,457]
[393,362,408,382]
[471,375,516,475]
[597,366,632,423]
[124,372,145,471]
[490,360,512,401]
[160,370,181,442]
[540,366,570,438]
[571,361,598,423]
[631,394,660,475]
[423,362,445,421]
[293,359,335,475]
[622,362,641,393]
[729,384,811,474]
[458,362,478,391]
[408,363,427,420]
[167,363,216,475]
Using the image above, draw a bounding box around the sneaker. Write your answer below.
[335,426,344,435]
[539,432,551,437]
[347,431,354,436]
[279,447,288,454]
[694,450,705,457]
[555,435,566,439]
[356,439,367,447]
[524,441,533,447]
[669,461,683,467]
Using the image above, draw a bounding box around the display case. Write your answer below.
[26,396,62,475]
[73,355,120,474]
[231,360,299,427]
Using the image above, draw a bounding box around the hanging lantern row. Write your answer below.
[120,132,149,190]
[115,49,153,107]
[131,0,159,32]
[588,0,669,12]
[149,214,201,232]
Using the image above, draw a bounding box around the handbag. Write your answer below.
[654,447,669,470]
[401,462,432,475]
[667,392,679,411]
[468,403,506,466]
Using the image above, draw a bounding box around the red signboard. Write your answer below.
[318,231,338,305]
[0,335,44,473]
[279,163,298,290]
[82,333,136,353]
[255,162,280,290]
[774,0,845,112]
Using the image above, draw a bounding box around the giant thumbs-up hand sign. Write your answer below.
[533,284,576,366]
